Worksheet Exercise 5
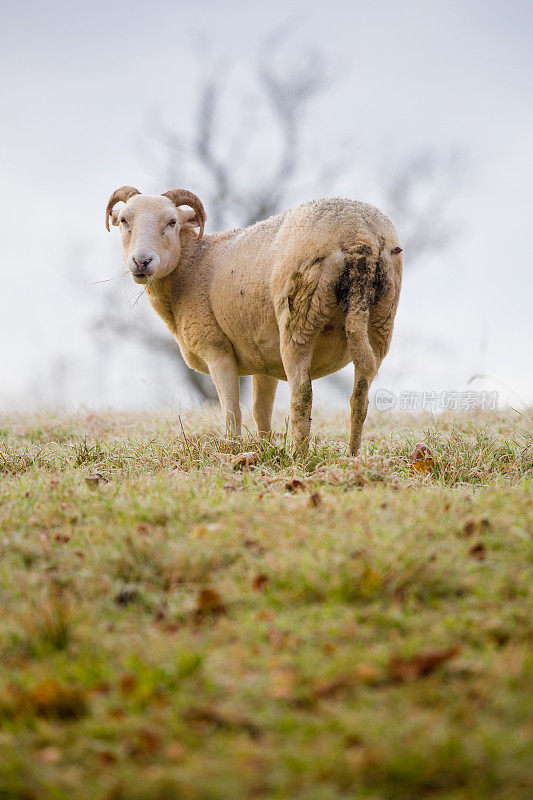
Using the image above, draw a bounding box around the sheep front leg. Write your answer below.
[252,375,278,437]
[280,341,314,455]
[206,351,242,438]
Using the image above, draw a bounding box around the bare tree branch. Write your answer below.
[91,304,218,402]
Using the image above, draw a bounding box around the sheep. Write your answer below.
[105,186,402,454]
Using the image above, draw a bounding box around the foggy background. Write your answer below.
[1,0,532,414]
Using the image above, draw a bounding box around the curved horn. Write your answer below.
[105,185,141,231]
[162,189,206,238]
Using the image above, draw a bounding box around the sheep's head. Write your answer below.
[105,186,206,283]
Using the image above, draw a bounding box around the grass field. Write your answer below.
[0,406,532,800]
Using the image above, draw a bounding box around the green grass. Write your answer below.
[0,406,532,800]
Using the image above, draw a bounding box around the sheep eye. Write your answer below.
[120,218,128,225]
[167,219,177,227]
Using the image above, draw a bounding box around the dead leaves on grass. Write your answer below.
[118,673,138,697]
[308,491,322,507]
[469,541,487,560]
[311,664,380,699]
[195,588,226,617]
[213,450,260,471]
[125,726,161,759]
[269,663,381,705]
[252,573,269,592]
[461,516,491,537]
[410,442,434,475]
[184,704,261,740]
[389,646,460,682]
[265,645,461,705]
[285,478,305,492]
[85,473,109,488]
[2,679,88,720]
[114,587,140,606]
[457,517,490,560]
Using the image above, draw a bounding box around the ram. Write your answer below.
[106,186,402,454]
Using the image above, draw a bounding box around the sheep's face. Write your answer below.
[112,196,200,284]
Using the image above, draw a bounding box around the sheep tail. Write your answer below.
[335,243,379,378]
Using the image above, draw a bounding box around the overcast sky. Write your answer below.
[1,0,532,411]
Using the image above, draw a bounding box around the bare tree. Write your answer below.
[382,150,463,263]
[93,39,459,402]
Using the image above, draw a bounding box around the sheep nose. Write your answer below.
[132,256,153,272]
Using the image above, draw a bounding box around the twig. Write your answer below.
[178,415,194,464]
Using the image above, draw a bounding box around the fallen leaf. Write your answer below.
[125,727,161,758]
[108,706,126,720]
[410,442,432,461]
[119,673,138,697]
[136,523,152,535]
[462,518,476,537]
[196,588,226,616]
[409,442,434,475]
[97,750,117,767]
[243,537,259,550]
[311,664,379,700]
[309,492,322,508]
[232,451,258,471]
[85,473,108,488]
[184,705,261,739]
[26,679,87,719]
[469,541,487,560]
[252,573,269,592]
[389,646,460,682]
[114,588,139,606]
[285,478,305,492]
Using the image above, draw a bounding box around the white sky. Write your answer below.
[1,0,532,411]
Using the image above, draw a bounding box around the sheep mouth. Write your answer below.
[132,274,150,284]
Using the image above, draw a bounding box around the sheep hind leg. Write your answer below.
[349,370,370,456]
[280,337,314,456]
[252,375,278,438]
[345,308,377,456]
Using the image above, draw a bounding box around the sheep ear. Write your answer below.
[110,206,122,227]
[178,207,201,230]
